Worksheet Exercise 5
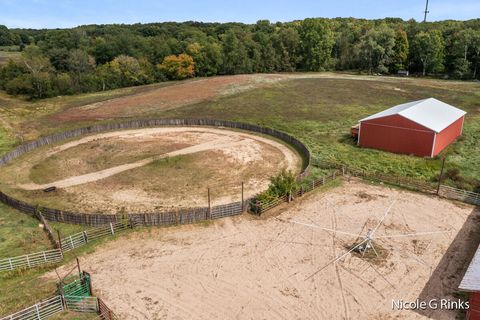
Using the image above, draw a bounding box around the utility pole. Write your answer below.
[423,0,430,22]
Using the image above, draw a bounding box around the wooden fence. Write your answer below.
[0,118,311,227]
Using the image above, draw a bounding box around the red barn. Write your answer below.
[460,244,480,320]
[357,98,466,157]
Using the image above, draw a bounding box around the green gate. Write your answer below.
[61,272,99,313]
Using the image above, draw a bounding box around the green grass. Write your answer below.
[0,51,21,65]
[160,77,480,190]
[0,204,52,257]
[0,225,135,317]
[49,311,101,320]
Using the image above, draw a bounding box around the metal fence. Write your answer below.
[0,249,63,272]
[0,295,118,320]
[0,271,119,320]
[0,295,64,320]
[60,222,130,252]
[439,185,480,206]
[210,201,244,219]
[250,171,339,215]
[0,222,130,272]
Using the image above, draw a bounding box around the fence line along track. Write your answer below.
[0,270,119,320]
[0,119,311,227]
[251,160,480,215]
[438,185,480,206]
[0,222,129,272]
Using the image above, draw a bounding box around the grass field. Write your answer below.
[159,77,480,189]
[0,204,51,258]
[0,50,21,65]
[0,73,479,318]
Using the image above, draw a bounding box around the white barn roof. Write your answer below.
[360,98,466,133]
[459,244,480,292]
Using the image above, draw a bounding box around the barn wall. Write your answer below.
[467,292,480,320]
[433,116,464,156]
[359,115,435,157]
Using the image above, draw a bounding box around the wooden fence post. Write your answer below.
[76,257,81,275]
[241,182,244,211]
[109,222,114,235]
[207,188,211,219]
[57,230,63,256]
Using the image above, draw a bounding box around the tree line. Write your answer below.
[0,18,479,99]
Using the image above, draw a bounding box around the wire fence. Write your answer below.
[438,185,480,206]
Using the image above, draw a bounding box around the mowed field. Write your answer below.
[47,180,479,320]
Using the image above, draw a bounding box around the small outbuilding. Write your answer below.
[459,244,480,320]
[356,98,466,157]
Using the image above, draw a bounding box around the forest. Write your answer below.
[0,18,479,99]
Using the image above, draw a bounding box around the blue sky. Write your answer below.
[1,0,479,29]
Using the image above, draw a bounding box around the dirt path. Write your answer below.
[45,181,476,319]
[17,127,299,191]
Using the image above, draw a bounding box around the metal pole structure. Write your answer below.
[207,188,211,219]
[436,157,446,195]
[76,257,81,276]
[57,229,63,255]
[423,0,429,22]
[241,182,244,211]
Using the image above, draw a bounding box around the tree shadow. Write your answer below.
[415,206,480,319]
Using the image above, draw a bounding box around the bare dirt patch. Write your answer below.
[51,74,284,122]
[47,181,477,319]
[0,127,301,213]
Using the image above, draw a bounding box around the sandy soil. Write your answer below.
[47,181,479,319]
[2,127,301,212]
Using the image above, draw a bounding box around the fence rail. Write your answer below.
[439,185,480,205]
[0,295,64,320]
[64,296,98,313]
[250,171,339,215]
[0,249,63,272]
[1,270,119,320]
[0,222,130,272]
[61,222,129,252]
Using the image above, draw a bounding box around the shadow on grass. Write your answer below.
[414,206,480,319]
